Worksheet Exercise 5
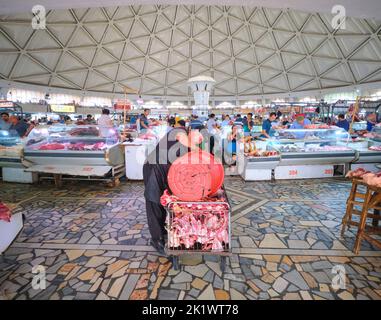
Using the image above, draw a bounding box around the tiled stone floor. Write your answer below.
[0,177,380,300]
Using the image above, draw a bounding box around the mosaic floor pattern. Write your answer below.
[0,177,380,300]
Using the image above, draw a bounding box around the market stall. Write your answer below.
[237,139,280,181]
[350,126,381,171]
[23,125,124,186]
[0,130,24,168]
[268,127,356,179]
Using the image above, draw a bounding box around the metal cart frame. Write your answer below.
[165,187,232,271]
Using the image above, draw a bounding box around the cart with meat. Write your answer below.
[160,150,231,271]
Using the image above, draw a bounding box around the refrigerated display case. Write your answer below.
[350,126,381,171]
[237,139,280,181]
[269,128,356,179]
[23,125,124,185]
[0,130,24,168]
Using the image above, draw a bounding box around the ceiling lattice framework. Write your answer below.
[0,5,381,98]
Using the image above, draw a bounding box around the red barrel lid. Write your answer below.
[199,150,224,195]
[168,150,224,201]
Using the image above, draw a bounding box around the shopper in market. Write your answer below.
[0,112,11,130]
[234,114,243,126]
[207,113,219,154]
[225,124,241,166]
[175,119,186,128]
[336,114,350,131]
[221,115,231,127]
[143,126,193,255]
[189,114,204,130]
[97,108,113,126]
[261,112,277,138]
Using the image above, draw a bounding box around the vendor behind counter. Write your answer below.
[0,112,12,130]
[7,115,32,138]
[290,114,311,129]
[260,112,277,139]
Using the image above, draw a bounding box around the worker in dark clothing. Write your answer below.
[143,127,191,254]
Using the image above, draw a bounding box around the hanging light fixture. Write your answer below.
[137,95,144,105]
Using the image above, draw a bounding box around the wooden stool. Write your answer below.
[353,185,381,254]
[341,178,367,236]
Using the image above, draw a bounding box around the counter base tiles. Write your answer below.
[0,177,381,300]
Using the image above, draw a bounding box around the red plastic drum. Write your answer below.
[168,150,224,201]
[206,152,224,195]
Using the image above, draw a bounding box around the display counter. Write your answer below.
[268,128,356,179]
[0,130,24,168]
[350,126,381,171]
[237,139,280,181]
[23,125,124,185]
[0,130,36,183]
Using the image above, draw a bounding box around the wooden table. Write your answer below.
[342,178,381,254]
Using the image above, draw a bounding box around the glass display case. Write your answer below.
[350,126,381,167]
[0,130,24,167]
[24,125,124,166]
[237,138,280,181]
[352,121,367,132]
[369,126,381,145]
[268,128,356,166]
[250,125,264,138]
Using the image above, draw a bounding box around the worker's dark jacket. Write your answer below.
[143,128,188,203]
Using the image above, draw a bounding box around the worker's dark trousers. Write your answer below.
[145,200,167,241]
[209,135,215,155]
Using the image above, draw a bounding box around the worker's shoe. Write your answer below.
[150,239,166,255]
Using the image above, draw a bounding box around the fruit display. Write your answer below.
[166,201,229,251]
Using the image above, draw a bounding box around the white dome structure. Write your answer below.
[0,2,380,100]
